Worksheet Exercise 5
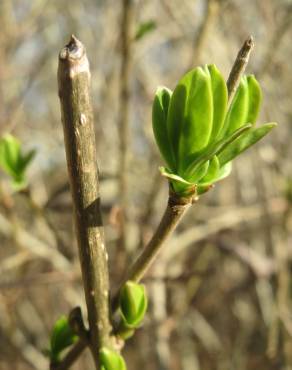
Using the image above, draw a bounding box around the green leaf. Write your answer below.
[214,162,232,182]
[184,123,252,180]
[245,75,262,125]
[199,155,220,184]
[0,134,36,190]
[152,87,175,170]
[135,20,156,41]
[186,161,210,183]
[167,67,213,172]
[120,281,148,328]
[0,134,21,178]
[218,122,277,166]
[50,316,78,363]
[222,77,249,136]
[99,348,127,370]
[207,64,228,142]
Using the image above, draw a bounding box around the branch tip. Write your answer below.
[59,35,85,61]
[245,35,254,47]
[227,35,254,102]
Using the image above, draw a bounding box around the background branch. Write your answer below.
[116,0,135,255]
[186,0,220,69]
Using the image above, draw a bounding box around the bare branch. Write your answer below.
[57,35,113,367]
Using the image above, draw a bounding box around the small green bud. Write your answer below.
[49,316,78,363]
[119,281,148,328]
[99,348,127,370]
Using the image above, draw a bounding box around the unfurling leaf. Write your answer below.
[218,123,277,166]
[151,64,276,198]
[184,123,252,180]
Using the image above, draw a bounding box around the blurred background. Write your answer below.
[0,0,291,369]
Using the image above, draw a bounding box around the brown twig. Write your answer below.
[227,35,254,102]
[137,167,163,249]
[57,35,113,367]
[111,191,193,311]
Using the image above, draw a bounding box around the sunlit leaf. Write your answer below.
[207,64,228,142]
[152,87,175,170]
[218,122,277,166]
[167,67,213,172]
[184,123,252,179]
[245,75,262,125]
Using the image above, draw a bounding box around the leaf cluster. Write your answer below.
[152,65,276,196]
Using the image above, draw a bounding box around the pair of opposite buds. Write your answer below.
[49,281,147,370]
[152,64,276,197]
